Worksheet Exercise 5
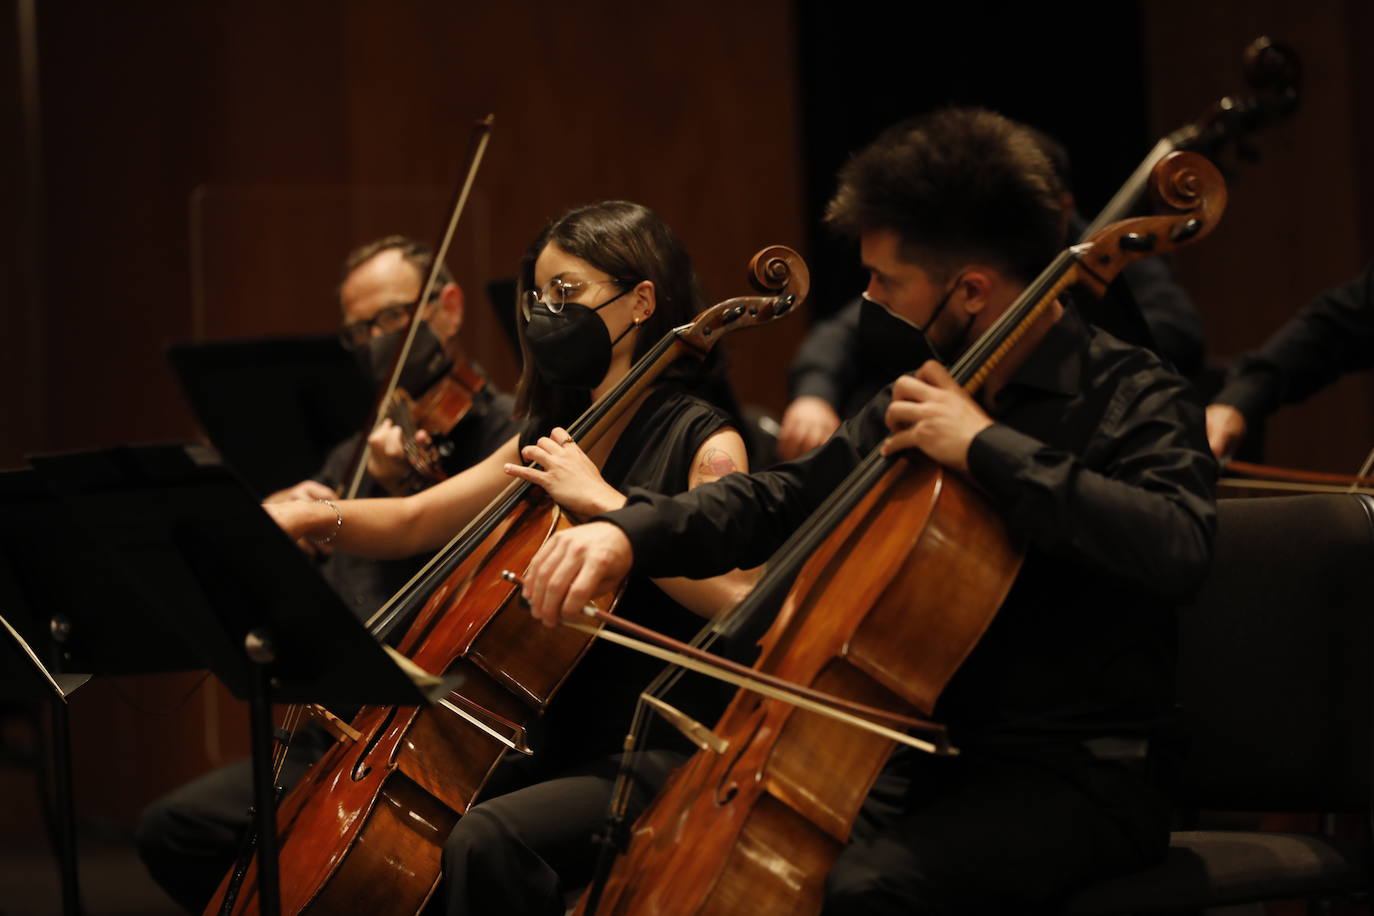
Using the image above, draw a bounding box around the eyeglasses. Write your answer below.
[521,277,633,321]
[339,291,440,350]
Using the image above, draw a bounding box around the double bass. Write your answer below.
[207,246,810,915]
[573,151,1228,914]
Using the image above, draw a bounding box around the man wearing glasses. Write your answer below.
[136,235,518,914]
[266,235,519,617]
[292,234,519,499]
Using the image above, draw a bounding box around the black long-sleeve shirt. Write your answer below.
[1214,262,1374,424]
[603,308,1216,744]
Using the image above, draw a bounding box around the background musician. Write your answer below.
[1206,262,1374,462]
[265,235,520,619]
[135,235,518,913]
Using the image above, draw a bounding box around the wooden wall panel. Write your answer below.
[30,0,1371,836]
[1142,0,1374,472]
[1,0,44,470]
[21,0,803,827]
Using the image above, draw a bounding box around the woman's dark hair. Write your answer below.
[513,200,717,424]
[825,107,1064,284]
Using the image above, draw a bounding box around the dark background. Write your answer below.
[2,0,1372,869]
[796,1,1148,312]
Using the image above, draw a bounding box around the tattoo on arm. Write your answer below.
[694,446,739,485]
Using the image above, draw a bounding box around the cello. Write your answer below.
[206,245,809,915]
[571,151,1228,915]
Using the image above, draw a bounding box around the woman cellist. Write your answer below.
[268,199,759,914]
[521,109,1219,913]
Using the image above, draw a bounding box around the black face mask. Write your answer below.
[858,273,974,374]
[354,319,451,393]
[857,293,939,378]
[524,290,637,389]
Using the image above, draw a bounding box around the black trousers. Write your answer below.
[135,729,328,913]
[440,748,686,916]
[823,743,1172,915]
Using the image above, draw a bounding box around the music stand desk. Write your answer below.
[29,444,439,916]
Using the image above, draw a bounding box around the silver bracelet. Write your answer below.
[310,498,343,545]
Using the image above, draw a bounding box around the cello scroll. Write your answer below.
[677,245,810,351]
[1073,151,1226,296]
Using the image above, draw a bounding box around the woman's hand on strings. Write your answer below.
[504,427,626,519]
[521,521,634,627]
[881,361,992,472]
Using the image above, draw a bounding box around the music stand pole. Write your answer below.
[0,604,91,916]
[48,616,80,916]
[244,630,281,916]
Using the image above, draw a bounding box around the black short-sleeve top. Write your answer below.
[520,383,733,768]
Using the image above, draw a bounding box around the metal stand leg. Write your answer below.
[49,696,81,916]
[246,630,280,916]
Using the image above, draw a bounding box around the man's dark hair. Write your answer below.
[340,235,456,293]
[825,107,1064,283]
[1023,125,1073,199]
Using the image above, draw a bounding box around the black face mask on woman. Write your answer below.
[524,288,637,389]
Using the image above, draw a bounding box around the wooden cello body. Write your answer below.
[205,247,809,916]
[218,500,609,913]
[581,460,1020,914]
[576,152,1229,915]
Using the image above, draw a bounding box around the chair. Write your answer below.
[1064,494,1374,914]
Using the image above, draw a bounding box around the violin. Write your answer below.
[383,350,488,484]
[206,246,809,916]
[572,153,1228,915]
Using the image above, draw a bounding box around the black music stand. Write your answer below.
[28,444,443,916]
[0,468,179,916]
[167,334,372,497]
[0,603,89,916]
[0,612,91,702]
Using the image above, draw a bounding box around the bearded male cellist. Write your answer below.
[520,107,1217,914]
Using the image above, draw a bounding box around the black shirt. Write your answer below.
[523,384,732,767]
[1215,262,1374,424]
[606,309,1216,745]
[314,383,518,619]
